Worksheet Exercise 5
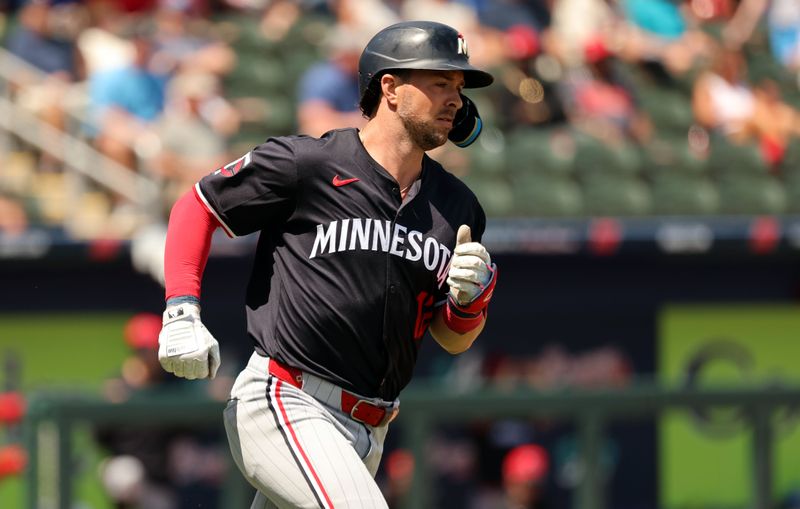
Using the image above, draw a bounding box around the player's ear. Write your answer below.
[381,73,401,108]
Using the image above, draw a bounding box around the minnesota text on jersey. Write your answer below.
[309,218,452,288]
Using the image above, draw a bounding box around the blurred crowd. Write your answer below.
[2,0,800,246]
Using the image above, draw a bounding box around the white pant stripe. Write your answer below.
[268,378,334,509]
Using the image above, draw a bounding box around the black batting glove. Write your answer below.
[449,94,482,148]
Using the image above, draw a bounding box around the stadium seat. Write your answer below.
[467,138,508,178]
[505,128,574,177]
[225,54,289,98]
[651,173,719,215]
[707,137,769,176]
[781,172,800,213]
[717,175,787,214]
[642,136,707,176]
[509,174,583,217]
[639,88,693,135]
[573,133,643,179]
[580,175,652,216]
[460,174,516,217]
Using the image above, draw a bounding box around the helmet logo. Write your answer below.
[457,33,469,58]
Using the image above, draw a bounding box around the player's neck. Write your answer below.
[359,120,424,188]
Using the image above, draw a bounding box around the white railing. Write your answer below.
[0,47,160,221]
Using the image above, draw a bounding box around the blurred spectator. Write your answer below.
[153,70,239,208]
[691,44,755,141]
[95,312,230,509]
[722,0,800,74]
[6,0,88,168]
[692,42,800,165]
[296,25,366,137]
[482,23,569,130]
[0,194,30,236]
[77,0,139,76]
[88,21,167,171]
[334,0,399,36]
[150,0,237,78]
[546,0,620,68]
[476,0,550,33]
[5,0,84,79]
[473,443,550,509]
[721,0,789,58]
[500,444,550,509]
[401,0,480,29]
[616,0,714,76]
[0,444,26,480]
[382,448,415,508]
[560,36,652,145]
[765,0,800,70]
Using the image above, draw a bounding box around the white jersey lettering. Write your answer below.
[310,219,452,286]
[423,237,440,271]
[390,224,407,257]
[310,222,338,259]
[372,220,391,252]
[350,218,370,250]
[406,231,423,262]
[338,219,351,252]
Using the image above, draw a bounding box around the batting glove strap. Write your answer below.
[454,263,497,314]
[444,300,487,334]
[443,264,497,334]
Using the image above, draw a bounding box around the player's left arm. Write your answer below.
[429,224,497,354]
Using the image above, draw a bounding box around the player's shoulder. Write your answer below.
[254,128,357,156]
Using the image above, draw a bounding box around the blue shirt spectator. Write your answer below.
[6,0,79,77]
[90,66,166,123]
[622,0,686,40]
[297,60,360,114]
[295,28,366,137]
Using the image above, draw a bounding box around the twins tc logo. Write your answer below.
[213,152,252,177]
[457,33,468,57]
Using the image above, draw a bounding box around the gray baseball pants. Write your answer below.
[223,352,395,508]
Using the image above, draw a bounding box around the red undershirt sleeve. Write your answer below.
[164,187,221,301]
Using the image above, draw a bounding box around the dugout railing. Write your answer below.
[22,383,800,509]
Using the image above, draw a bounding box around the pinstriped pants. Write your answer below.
[223,352,392,508]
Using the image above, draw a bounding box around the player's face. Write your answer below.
[396,70,465,151]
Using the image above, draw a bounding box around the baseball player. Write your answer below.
[157,20,498,508]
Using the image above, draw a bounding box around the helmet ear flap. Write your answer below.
[449,94,482,148]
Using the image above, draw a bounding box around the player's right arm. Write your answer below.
[157,188,221,380]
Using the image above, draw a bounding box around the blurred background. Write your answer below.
[2,0,800,508]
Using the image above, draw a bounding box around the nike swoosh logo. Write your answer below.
[332,175,360,187]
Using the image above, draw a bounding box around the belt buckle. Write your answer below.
[349,399,376,425]
[350,399,399,427]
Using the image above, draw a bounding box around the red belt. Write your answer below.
[268,358,399,427]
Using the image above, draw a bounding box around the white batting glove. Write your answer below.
[158,302,220,380]
[447,225,496,306]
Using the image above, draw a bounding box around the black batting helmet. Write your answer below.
[358,21,494,115]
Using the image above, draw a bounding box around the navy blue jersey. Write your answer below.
[197,128,485,399]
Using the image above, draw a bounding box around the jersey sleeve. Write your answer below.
[196,137,298,237]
